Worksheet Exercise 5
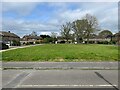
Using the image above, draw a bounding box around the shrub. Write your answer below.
[25,42,34,45]
[25,42,30,45]
[103,41,109,44]
[109,41,116,44]
[97,41,103,44]
[84,41,95,44]
[43,38,53,43]
[12,40,21,46]
[0,43,9,50]
[97,41,109,44]
[59,41,65,44]
[23,42,26,45]
[35,41,40,44]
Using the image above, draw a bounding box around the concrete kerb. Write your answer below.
[2,66,118,70]
[2,62,118,70]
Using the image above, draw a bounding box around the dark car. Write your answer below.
[0,42,9,50]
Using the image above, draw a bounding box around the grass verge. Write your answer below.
[2,44,118,62]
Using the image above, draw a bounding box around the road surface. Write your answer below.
[2,70,118,89]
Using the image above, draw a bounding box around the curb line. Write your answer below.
[2,67,118,70]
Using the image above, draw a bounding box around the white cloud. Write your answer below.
[2,2,39,16]
[59,9,94,23]
[40,31,59,36]
[40,32,52,35]
[2,19,60,37]
[98,7,118,32]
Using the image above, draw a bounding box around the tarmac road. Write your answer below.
[2,62,119,89]
[2,70,118,89]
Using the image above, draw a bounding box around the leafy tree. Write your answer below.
[51,32,57,43]
[40,35,54,43]
[99,30,113,38]
[40,35,51,39]
[60,22,72,43]
[43,37,53,43]
[72,19,87,43]
[99,30,113,43]
[60,13,99,44]
[83,14,99,44]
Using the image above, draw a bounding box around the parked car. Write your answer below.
[0,42,9,50]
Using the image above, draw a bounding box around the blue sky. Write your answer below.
[2,2,118,37]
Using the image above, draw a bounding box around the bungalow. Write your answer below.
[0,31,20,46]
[57,35,113,44]
[57,36,73,43]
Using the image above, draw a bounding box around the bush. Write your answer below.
[25,42,34,45]
[97,41,103,44]
[0,43,9,50]
[103,41,109,44]
[97,41,109,44]
[43,38,53,43]
[25,42,30,45]
[109,41,116,44]
[35,41,40,44]
[23,42,26,45]
[29,42,34,44]
[84,41,95,44]
[59,41,65,44]
[12,40,21,46]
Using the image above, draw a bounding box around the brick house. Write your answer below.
[0,31,20,46]
[21,35,43,44]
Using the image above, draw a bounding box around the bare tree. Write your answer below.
[60,22,72,43]
[60,14,99,44]
[83,14,99,44]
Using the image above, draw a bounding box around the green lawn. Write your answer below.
[2,44,118,62]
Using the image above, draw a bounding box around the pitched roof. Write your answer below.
[23,35,42,39]
[0,31,20,38]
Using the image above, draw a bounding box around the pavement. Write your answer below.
[2,62,118,70]
[0,44,43,52]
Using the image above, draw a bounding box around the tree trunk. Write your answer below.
[87,38,89,44]
[110,36,112,42]
[66,39,69,43]
[87,34,89,44]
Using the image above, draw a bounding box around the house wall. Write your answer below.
[2,36,20,45]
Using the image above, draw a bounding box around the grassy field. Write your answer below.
[2,44,118,62]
